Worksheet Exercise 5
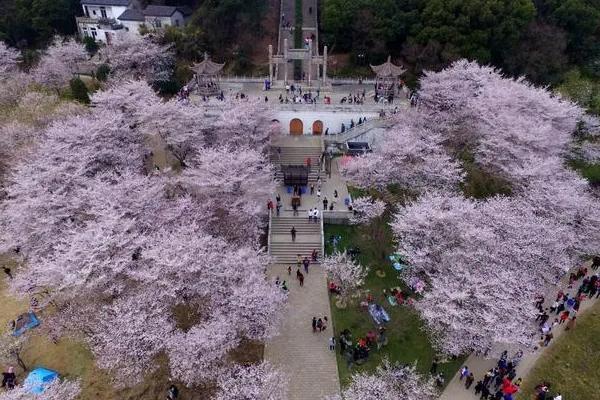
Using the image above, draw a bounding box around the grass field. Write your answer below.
[517,300,600,400]
[324,223,464,386]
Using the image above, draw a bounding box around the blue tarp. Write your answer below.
[12,312,40,337]
[24,368,59,394]
[368,303,390,325]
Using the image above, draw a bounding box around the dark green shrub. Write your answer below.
[95,64,111,82]
[83,36,98,55]
[69,77,90,104]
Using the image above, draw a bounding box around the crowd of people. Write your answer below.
[458,258,600,400]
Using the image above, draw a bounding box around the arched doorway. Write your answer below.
[312,120,323,135]
[290,118,303,135]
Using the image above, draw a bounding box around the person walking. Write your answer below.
[291,226,296,242]
[312,317,317,332]
[287,265,291,275]
[298,271,304,287]
[465,372,475,389]
[276,202,281,216]
[303,257,310,274]
[310,184,315,195]
[317,189,321,198]
[329,336,336,351]
[308,209,313,222]
[474,380,484,395]
[316,318,323,331]
[323,197,328,210]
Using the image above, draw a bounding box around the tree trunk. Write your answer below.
[15,353,27,372]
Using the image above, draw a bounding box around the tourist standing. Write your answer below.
[329,336,335,351]
[312,317,317,332]
[291,226,297,241]
[459,366,469,380]
[303,257,310,274]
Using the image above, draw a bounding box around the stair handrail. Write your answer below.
[268,208,273,256]
[320,213,325,263]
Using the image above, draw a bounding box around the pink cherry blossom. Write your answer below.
[328,360,437,400]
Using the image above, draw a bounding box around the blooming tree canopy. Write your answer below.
[328,360,437,400]
[349,196,386,225]
[419,60,582,186]
[32,37,88,91]
[342,110,464,191]
[0,82,284,388]
[322,252,368,301]
[391,191,584,354]
[0,380,80,400]
[0,42,20,76]
[214,362,288,400]
[105,34,174,84]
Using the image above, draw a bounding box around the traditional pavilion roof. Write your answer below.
[370,56,406,77]
[191,53,225,75]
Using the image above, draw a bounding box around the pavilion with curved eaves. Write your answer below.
[370,55,406,99]
[190,53,225,96]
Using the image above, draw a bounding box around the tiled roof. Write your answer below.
[143,5,178,17]
[80,0,130,6]
[143,5,193,17]
[118,8,144,21]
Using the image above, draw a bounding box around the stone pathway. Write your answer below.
[439,262,598,400]
[265,135,341,400]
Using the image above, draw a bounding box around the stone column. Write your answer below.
[323,45,328,85]
[268,45,273,83]
[284,38,289,84]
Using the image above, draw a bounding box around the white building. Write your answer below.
[77,0,192,44]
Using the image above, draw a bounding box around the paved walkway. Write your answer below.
[265,136,341,400]
[439,262,598,400]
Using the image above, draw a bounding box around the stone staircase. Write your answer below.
[271,146,324,183]
[270,214,322,265]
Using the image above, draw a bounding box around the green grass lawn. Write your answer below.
[324,223,464,386]
[517,300,600,400]
[568,159,600,185]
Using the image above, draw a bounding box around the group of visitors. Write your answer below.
[340,90,366,104]
[311,316,328,332]
[460,349,523,400]
[534,262,599,348]
[307,208,320,223]
[459,258,600,400]
[267,194,283,217]
[339,117,368,134]
[338,326,387,369]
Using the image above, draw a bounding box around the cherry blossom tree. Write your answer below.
[341,109,464,192]
[418,60,582,185]
[32,37,88,92]
[0,82,285,388]
[328,360,437,400]
[214,362,288,400]
[0,42,20,76]
[0,379,80,400]
[0,333,28,372]
[391,191,581,354]
[322,252,368,301]
[105,34,174,84]
[349,197,386,225]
